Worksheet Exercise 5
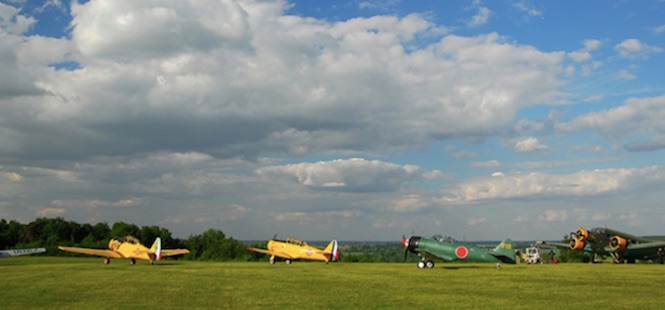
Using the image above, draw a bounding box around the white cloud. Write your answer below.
[616,70,636,80]
[0,0,566,162]
[614,38,663,58]
[256,158,423,192]
[512,1,542,17]
[538,209,568,222]
[513,137,548,153]
[389,194,431,213]
[567,39,601,62]
[467,217,486,226]
[441,166,665,203]
[513,215,529,223]
[468,6,491,27]
[0,2,36,34]
[471,160,500,168]
[561,95,665,151]
[655,24,665,34]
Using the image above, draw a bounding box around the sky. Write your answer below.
[1,0,664,242]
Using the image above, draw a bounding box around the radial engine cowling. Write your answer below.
[609,236,627,251]
[569,238,585,251]
[574,227,589,242]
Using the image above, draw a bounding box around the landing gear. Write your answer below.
[130,258,136,265]
[418,260,435,268]
[104,258,110,264]
[285,259,292,265]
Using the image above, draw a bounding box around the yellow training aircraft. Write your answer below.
[58,236,189,265]
[246,236,339,264]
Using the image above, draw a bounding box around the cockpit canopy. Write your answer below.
[285,237,308,246]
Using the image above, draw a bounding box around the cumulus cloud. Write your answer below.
[0,0,565,163]
[441,166,665,203]
[561,95,665,151]
[512,1,542,17]
[513,137,548,153]
[256,158,424,192]
[614,38,663,58]
[568,39,602,62]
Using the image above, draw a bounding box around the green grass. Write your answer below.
[2,257,664,309]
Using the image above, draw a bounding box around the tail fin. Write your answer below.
[490,238,516,264]
[323,240,340,262]
[150,237,162,261]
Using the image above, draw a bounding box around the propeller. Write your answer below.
[401,235,409,262]
[401,235,421,262]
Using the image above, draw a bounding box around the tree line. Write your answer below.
[0,217,265,261]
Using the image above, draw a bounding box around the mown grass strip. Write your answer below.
[2,257,664,309]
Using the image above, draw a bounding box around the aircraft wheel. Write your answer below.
[285,259,292,265]
[417,261,426,269]
[269,259,275,265]
[425,260,435,268]
[130,259,136,265]
[104,258,110,265]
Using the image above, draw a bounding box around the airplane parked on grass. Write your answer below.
[246,236,339,264]
[401,235,516,268]
[539,227,665,263]
[58,236,189,265]
[0,248,46,258]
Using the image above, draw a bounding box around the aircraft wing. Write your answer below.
[0,248,46,257]
[610,241,665,259]
[537,241,571,249]
[58,246,124,259]
[413,249,453,262]
[160,249,190,257]
[246,247,294,259]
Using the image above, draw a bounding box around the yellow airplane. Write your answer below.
[246,236,340,264]
[58,236,189,265]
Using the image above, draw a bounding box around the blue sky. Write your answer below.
[1,0,664,241]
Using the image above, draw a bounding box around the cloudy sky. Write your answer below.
[1,0,664,241]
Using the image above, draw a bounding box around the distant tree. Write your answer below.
[0,219,23,249]
[110,222,140,238]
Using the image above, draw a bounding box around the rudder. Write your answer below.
[323,240,340,262]
[150,237,162,260]
[491,238,516,263]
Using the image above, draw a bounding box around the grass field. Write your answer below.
[2,256,664,309]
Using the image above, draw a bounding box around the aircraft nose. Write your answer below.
[403,236,421,253]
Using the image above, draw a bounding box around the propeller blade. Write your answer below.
[401,236,409,262]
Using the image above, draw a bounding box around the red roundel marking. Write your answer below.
[455,246,468,259]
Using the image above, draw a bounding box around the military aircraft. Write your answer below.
[401,234,516,268]
[0,248,46,258]
[246,236,339,264]
[58,236,189,265]
[539,227,665,263]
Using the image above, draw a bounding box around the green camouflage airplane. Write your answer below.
[401,235,516,268]
[539,227,665,263]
